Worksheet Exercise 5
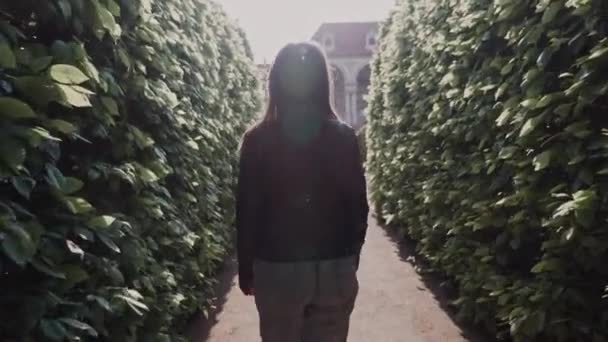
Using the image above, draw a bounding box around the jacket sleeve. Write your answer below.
[236,132,262,292]
[344,129,369,255]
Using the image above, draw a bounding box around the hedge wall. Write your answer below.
[0,0,259,341]
[368,0,608,341]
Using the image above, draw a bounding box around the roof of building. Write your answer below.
[311,22,380,58]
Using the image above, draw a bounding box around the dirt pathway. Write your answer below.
[189,217,485,342]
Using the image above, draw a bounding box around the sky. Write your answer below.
[218,0,398,63]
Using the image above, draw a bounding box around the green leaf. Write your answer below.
[542,1,563,24]
[74,227,95,241]
[0,97,37,119]
[499,146,518,159]
[101,96,119,116]
[63,197,94,214]
[495,83,509,100]
[57,0,72,18]
[45,164,65,190]
[555,103,574,117]
[49,64,90,84]
[1,223,36,266]
[575,208,595,228]
[537,49,553,69]
[531,258,560,273]
[573,189,597,208]
[186,139,199,151]
[81,59,100,83]
[524,311,546,335]
[30,56,54,72]
[107,0,121,16]
[40,319,67,341]
[87,215,116,229]
[536,93,561,109]
[0,41,16,69]
[31,259,66,279]
[58,84,93,108]
[0,139,26,172]
[130,126,154,148]
[565,120,591,138]
[500,62,514,76]
[554,200,576,218]
[93,1,122,40]
[521,98,539,109]
[61,177,84,195]
[50,40,72,62]
[11,46,31,66]
[29,127,62,143]
[97,233,121,253]
[14,76,64,108]
[520,115,544,137]
[11,176,36,199]
[59,264,90,289]
[497,4,516,21]
[87,295,112,312]
[496,109,513,127]
[563,227,575,241]
[2,234,29,266]
[481,84,497,92]
[553,190,596,221]
[533,151,553,171]
[48,119,77,134]
[73,43,86,61]
[587,46,608,61]
[117,48,132,69]
[138,166,159,183]
[66,240,85,259]
[58,318,98,337]
[156,334,171,342]
[0,20,26,42]
[116,292,149,316]
[107,265,124,284]
[19,128,43,148]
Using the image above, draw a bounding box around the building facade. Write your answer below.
[256,63,270,106]
[312,22,379,130]
[256,22,380,129]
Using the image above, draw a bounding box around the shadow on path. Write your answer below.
[377,215,494,342]
[186,257,238,342]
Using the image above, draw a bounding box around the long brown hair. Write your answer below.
[263,42,340,122]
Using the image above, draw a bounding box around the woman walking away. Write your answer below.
[236,41,369,342]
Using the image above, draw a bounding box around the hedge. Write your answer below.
[0,0,259,341]
[367,0,608,341]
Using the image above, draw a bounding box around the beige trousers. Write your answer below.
[253,256,359,342]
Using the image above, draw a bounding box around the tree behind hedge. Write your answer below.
[368,0,608,340]
[0,0,260,340]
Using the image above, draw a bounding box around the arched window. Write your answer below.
[366,32,377,50]
[331,65,345,116]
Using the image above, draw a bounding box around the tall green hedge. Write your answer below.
[0,0,259,340]
[368,0,608,341]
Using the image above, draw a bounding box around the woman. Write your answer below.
[236,41,369,342]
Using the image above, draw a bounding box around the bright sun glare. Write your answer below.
[219,0,398,63]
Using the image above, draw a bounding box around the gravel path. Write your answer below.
[189,216,485,342]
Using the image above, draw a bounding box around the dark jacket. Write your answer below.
[236,118,369,291]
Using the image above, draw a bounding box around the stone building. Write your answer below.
[256,63,270,105]
[312,22,380,130]
[256,21,380,129]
